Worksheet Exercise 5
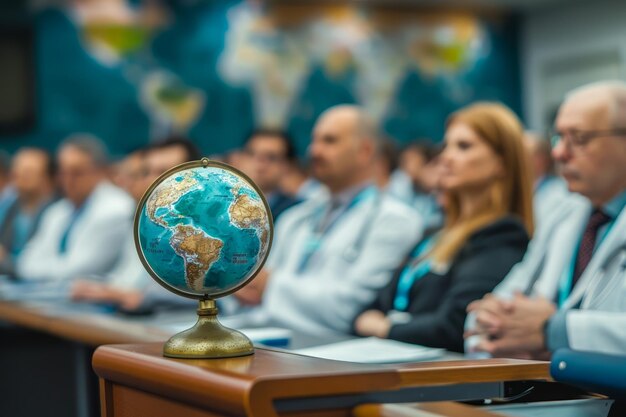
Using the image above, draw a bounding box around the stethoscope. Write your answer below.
[523,242,626,304]
[282,190,383,273]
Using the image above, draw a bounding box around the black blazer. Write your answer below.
[270,192,302,222]
[354,216,529,353]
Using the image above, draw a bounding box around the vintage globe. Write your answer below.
[134,158,273,299]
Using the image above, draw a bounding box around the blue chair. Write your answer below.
[551,348,626,400]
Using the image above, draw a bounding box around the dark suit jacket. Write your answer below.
[354,216,529,352]
[269,192,302,222]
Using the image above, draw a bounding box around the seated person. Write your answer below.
[70,149,149,303]
[16,135,135,282]
[465,81,626,358]
[233,105,423,334]
[523,131,569,228]
[240,129,302,221]
[0,148,57,276]
[71,138,202,311]
[279,157,325,202]
[353,102,533,352]
[387,140,444,229]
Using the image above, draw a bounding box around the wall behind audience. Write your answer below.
[0,1,522,157]
[522,0,626,131]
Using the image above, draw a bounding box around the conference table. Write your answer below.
[0,298,568,417]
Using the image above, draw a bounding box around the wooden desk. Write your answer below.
[93,343,549,417]
[0,300,171,345]
[0,300,172,417]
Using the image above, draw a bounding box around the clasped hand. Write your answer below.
[465,292,556,359]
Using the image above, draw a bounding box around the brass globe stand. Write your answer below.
[163,299,254,359]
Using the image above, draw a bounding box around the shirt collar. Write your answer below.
[330,181,373,208]
[602,189,626,219]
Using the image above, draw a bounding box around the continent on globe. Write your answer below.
[170,224,224,292]
[229,192,270,252]
[147,172,198,227]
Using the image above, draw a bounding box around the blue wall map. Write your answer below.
[1,1,521,158]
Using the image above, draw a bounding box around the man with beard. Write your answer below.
[233,105,422,335]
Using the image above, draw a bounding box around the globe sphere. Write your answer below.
[134,159,273,299]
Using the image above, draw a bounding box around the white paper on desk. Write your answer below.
[158,322,292,343]
[292,337,444,363]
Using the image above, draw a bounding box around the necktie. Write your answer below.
[571,209,611,288]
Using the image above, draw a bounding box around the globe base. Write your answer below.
[163,299,254,359]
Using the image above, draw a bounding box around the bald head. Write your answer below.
[553,80,626,205]
[316,105,379,147]
[309,105,380,193]
[564,80,626,129]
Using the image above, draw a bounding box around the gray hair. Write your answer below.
[58,133,109,167]
[566,80,626,128]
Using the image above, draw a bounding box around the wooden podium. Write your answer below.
[93,343,550,417]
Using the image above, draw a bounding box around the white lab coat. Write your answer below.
[260,193,423,335]
[465,192,626,355]
[533,175,570,229]
[105,231,151,290]
[16,182,135,282]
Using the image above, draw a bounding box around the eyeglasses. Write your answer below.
[243,148,285,163]
[550,129,626,149]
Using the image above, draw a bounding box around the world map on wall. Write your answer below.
[9,2,520,156]
[218,3,488,128]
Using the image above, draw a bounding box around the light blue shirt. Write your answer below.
[0,187,16,226]
[547,189,626,351]
[11,211,35,257]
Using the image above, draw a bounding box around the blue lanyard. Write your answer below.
[296,186,377,274]
[392,235,437,311]
[58,204,87,254]
[557,218,615,307]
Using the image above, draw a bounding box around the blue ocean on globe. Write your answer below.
[137,166,271,297]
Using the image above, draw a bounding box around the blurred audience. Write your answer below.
[241,129,302,221]
[0,148,58,276]
[223,148,247,171]
[373,137,400,190]
[279,158,325,201]
[16,135,135,281]
[0,150,16,225]
[388,141,444,229]
[466,80,626,358]
[354,103,533,352]
[234,105,422,334]
[110,149,146,195]
[524,131,569,228]
[71,138,201,311]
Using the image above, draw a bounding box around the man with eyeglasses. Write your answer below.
[240,129,303,221]
[16,135,135,282]
[465,80,626,358]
